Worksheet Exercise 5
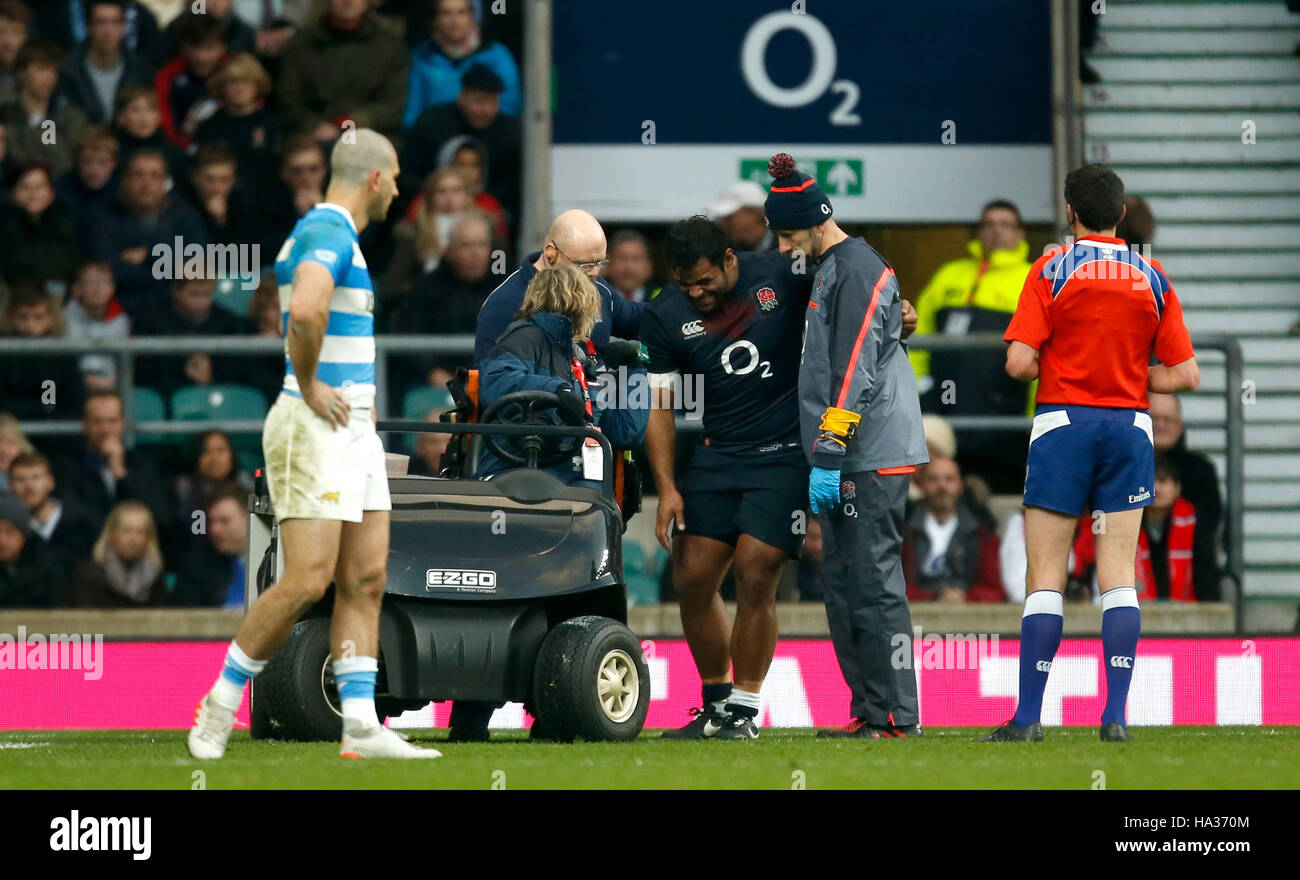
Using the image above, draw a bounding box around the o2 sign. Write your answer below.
[740,11,861,126]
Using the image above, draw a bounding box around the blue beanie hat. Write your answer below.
[763,153,833,230]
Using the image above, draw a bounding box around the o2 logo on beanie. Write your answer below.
[820,203,831,215]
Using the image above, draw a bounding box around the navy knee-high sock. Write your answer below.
[1100,587,1141,727]
[1013,590,1064,728]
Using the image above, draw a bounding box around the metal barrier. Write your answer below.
[1,331,1245,625]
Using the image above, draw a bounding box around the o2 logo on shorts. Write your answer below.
[426,569,498,593]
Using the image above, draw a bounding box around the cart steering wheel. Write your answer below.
[479,390,586,468]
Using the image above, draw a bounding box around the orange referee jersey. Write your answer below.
[1004,235,1195,410]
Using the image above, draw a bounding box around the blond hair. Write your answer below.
[209,52,272,101]
[922,413,958,460]
[93,501,163,570]
[516,266,602,341]
[0,413,34,462]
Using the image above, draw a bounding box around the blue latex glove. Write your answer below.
[809,467,841,515]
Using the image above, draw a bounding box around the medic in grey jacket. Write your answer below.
[799,235,929,487]
[764,152,928,737]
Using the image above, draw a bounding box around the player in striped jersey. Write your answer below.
[189,129,440,760]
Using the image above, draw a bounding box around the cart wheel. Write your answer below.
[530,616,650,742]
[255,618,342,742]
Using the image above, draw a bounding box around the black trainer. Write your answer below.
[713,713,759,740]
[660,706,728,739]
[1100,721,1133,742]
[978,719,1044,742]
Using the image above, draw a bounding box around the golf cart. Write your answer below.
[245,384,650,742]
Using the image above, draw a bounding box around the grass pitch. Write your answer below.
[2,727,1298,789]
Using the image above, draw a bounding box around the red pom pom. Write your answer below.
[767,152,797,180]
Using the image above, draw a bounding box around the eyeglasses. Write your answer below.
[549,241,609,271]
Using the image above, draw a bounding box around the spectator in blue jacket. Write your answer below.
[475,208,644,364]
[477,266,648,490]
[402,0,521,128]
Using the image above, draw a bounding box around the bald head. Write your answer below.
[542,209,607,277]
[329,128,397,186]
[327,128,400,223]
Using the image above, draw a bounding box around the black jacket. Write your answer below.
[86,191,208,318]
[0,200,82,286]
[0,538,64,608]
[30,497,100,583]
[131,300,256,399]
[172,540,238,607]
[1167,431,1225,555]
[66,557,168,608]
[194,107,284,194]
[59,45,155,124]
[34,2,164,68]
[53,171,118,231]
[401,102,521,217]
[0,342,86,423]
[53,444,174,551]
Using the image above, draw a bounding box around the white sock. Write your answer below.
[1022,590,1064,618]
[333,656,381,732]
[209,642,267,712]
[724,688,761,718]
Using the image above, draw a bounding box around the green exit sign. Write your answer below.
[739,158,864,197]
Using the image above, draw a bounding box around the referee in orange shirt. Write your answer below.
[982,165,1200,743]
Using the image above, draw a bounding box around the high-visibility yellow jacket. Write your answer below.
[908,239,1036,415]
[909,238,1032,376]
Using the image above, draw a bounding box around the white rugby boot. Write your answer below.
[187,694,237,759]
[340,723,443,759]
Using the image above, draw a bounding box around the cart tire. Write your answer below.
[254,618,342,742]
[531,616,649,742]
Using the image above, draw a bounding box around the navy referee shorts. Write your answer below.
[1023,404,1156,515]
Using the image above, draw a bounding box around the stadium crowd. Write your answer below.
[0,1,1227,610]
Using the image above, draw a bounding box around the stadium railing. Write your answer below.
[3,333,1245,628]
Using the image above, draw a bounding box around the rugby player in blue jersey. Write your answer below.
[189,129,441,760]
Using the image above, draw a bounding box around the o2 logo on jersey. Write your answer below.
[755,287,778,311]
[681,320,705,339]
[721,340,773,378]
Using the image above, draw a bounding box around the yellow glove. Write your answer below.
[818,406,862,449]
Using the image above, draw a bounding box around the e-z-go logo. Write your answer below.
[740,11,861,126]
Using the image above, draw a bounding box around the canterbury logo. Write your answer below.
[1110,656,1134,668]
[1036,661,1052,673]
[320,491,340,502]
[681,320,704,338]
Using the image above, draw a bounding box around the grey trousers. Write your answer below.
[819,470,919,726]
